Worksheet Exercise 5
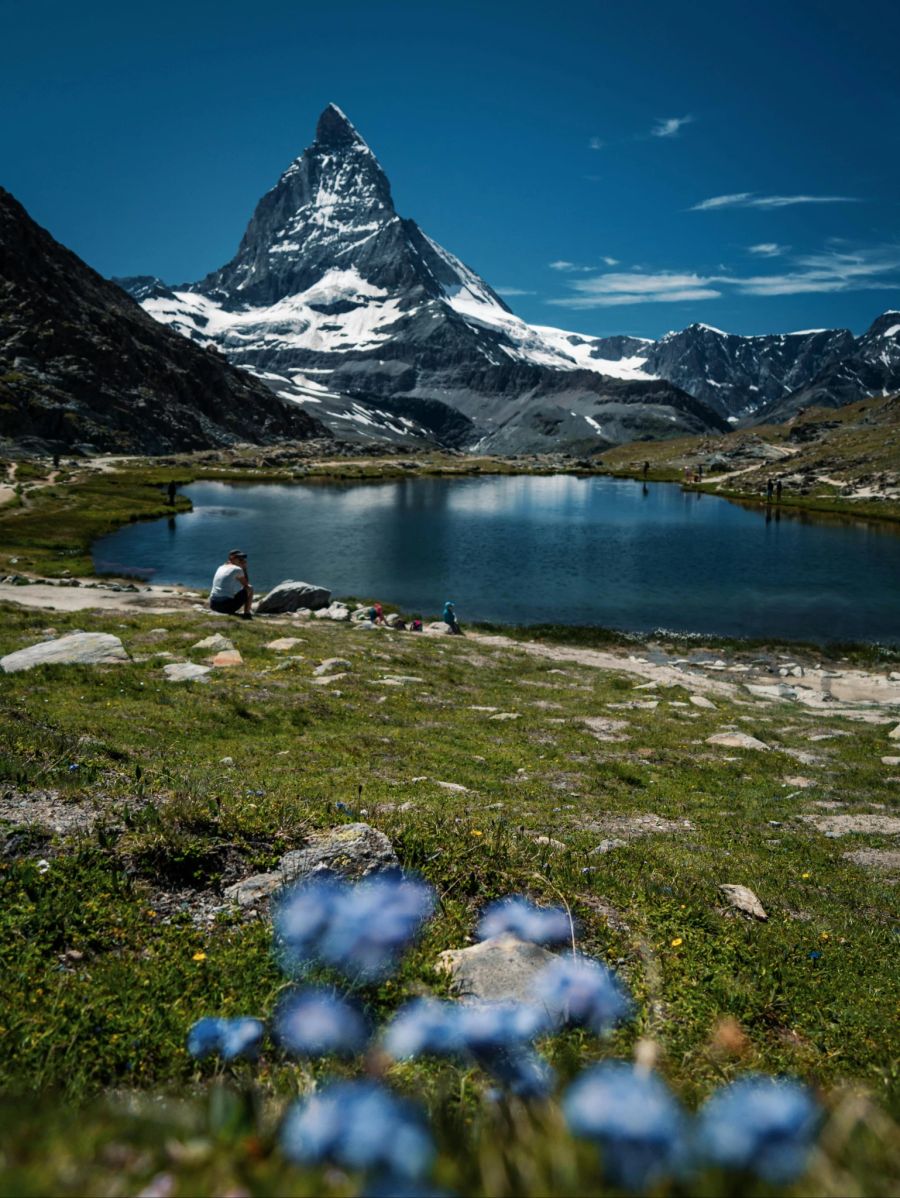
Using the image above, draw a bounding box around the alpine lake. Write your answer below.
[92,473,900,644]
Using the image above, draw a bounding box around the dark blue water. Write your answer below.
[92,476,900,643]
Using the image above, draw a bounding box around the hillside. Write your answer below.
[0,188,329,455]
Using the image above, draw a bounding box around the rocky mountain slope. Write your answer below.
[0,188,328,455]
[120,105,725,453]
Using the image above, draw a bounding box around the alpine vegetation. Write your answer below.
[182,872,830,1194]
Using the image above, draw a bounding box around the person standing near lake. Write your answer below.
[209,549,253,619]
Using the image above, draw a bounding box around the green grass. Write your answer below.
[0,602,898,1193]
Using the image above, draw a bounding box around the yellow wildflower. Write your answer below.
[192,951,207,962]
[670,937,683,948]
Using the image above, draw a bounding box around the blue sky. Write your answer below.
[2,0,898,338]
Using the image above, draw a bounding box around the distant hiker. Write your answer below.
[209,549,253,619]
[167,481,177,505]
[368,602,384,625]
[766,478,774,502]
[697,463,704,481]
[443,600,462,635]
[52,453,60,469]
[776,479,783,502]
[410,618,423,633]
[642,460,650,478]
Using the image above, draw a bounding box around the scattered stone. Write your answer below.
[219,756,234,766]
[591,838,628,855]
[1,632,129,673]
[192,634,233,653]
[719,884,768,921]
[224,823,398,906]
[783,748,826,767]
[744,683,797,701]
[489,712,520,721]
[469,705,498,712]
[799,813,900,838]
[256,580,331,614]
[163,662,212,682]
[315,602,351,622]
[706,732,770,751]
[434,781,470,793]
[690,695,717,710]
[783,775,816,789]
[842,848,900,875]
[529,834,566,849]
[889,725,900,741]
[314,658,352,676]
[209,649,242,667]
[266,637,304,652]
[607,700,658,710]
[582,813,694,842]
[380,675,424,685]
[351,607,372,622]
[435,934,558,1003]
[882,757,900,766]
[311,673,347,686]
[583,716,630,742]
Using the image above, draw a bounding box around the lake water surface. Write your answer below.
[93,476,900,643]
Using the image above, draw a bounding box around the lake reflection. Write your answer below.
[92,476,900,643]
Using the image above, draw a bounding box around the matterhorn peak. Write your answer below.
[315,103,369,150]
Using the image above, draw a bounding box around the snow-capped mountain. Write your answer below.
[120,105,900,451]
[119,104,723,451]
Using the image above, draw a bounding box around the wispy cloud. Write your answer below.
[601,255,619,266]
[691,192,859,211]
[496,286,536,296]
[588,136,605,150]
[652,114,694,138]
[747,243,788,257]
[549,260,594,273]
[547,244,900,308]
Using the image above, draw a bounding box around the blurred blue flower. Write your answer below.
[219,1017,265,1061]
[382,999,464,1060]
[274,988,369,1058]
[68,763,80,772]
[275,871,435,981]
[477,897,571,945]
[695,1074,820,1183]
[187,1016,264,1061]
[564,1062,686,1192]
[187,1017,223,1059]
[280,1080,435,1180]
[383,998,552,1097]
[532,955,633,1034]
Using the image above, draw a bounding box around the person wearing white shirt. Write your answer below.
[209,549,253,619]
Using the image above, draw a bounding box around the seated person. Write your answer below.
[209,550,253,618]
[442,600,462,635]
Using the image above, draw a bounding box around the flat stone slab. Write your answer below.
[882,757,900,766]
[1,632,129,673]
[842,848,900,874]
[489,712,520,721]
[720,884,768,920]
[690,695,717,710]
[799,813,900,838]
[706,732,770,751]
[314,658,352,676]
[192,634,233,652]
[311,673,348,686]
[266,638,304,652]
[583,716,630,742]
[163,662,212,682]
[436,934,558,1003]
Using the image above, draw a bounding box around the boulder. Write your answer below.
[424,621,453,635]
[1,632,129,673]
[192,634,234,652]
[266,637,304,652]
[435,934,557,1003]
[384,612,404,628]
[209,649,243,667]
[351,607,372,622]
[689,695,717,710]
[719,884,767,921]
[224,823,399,907]
[163,662,212,682]
[256,580,331,614]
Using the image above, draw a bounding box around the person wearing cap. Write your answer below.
[209,549,253,618]
[442,599,462,635]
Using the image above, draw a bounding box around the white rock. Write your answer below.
[706,732,770,751]
[690,695,717,710]
[266,637,304,652]
[423,621,453,635]
[435,781,469,793]
[192,634,234,652]
[1,632,129,673]
[889,725,900,741]
[163,662,212,683]
[436,934,558,1003]
[314,658,352,676]
[720,884,768,920]
[489,712,520,721]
